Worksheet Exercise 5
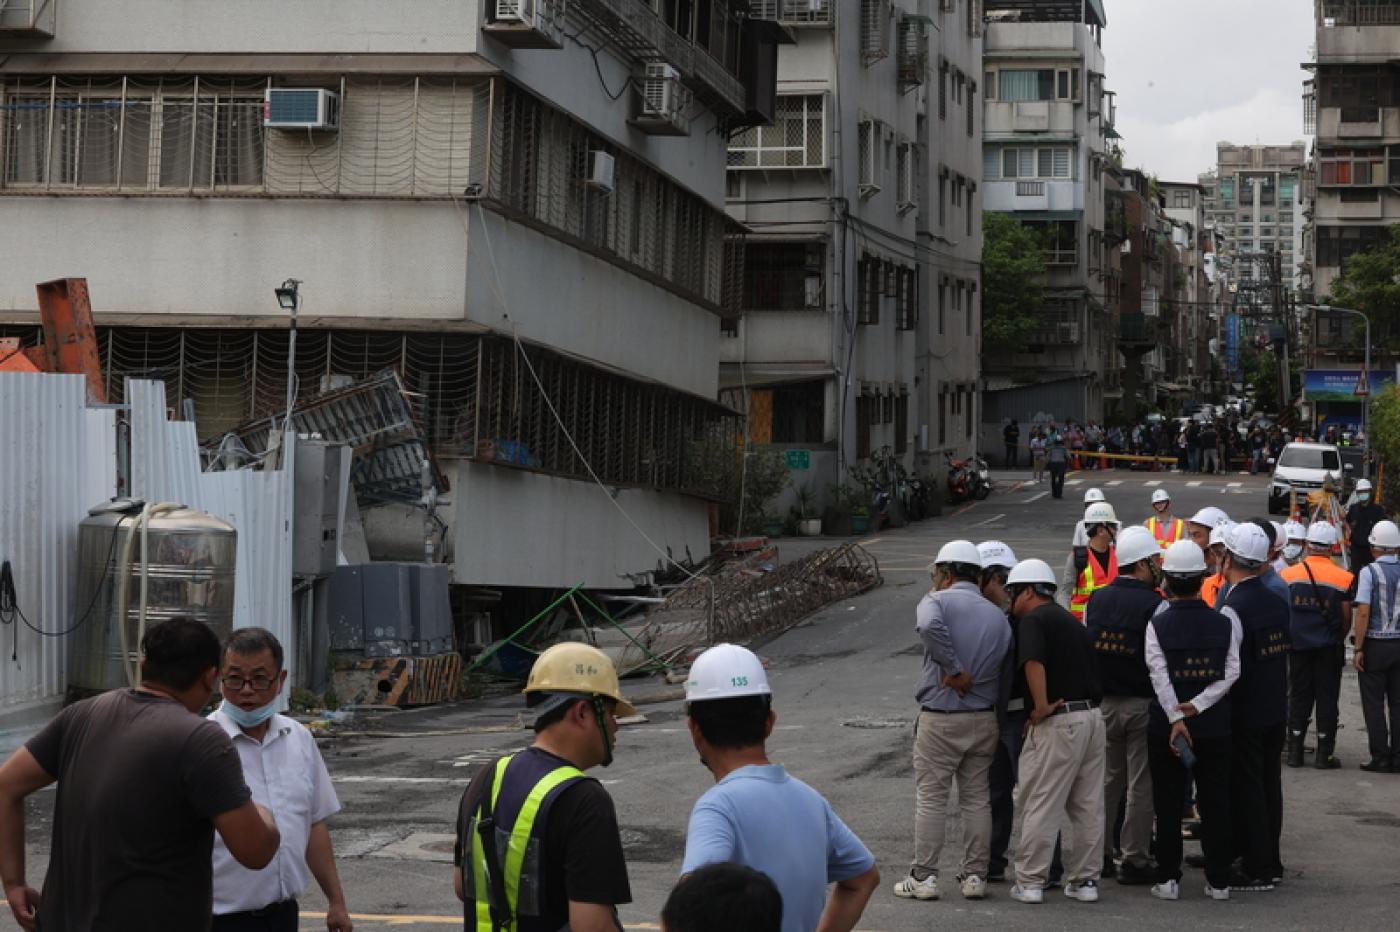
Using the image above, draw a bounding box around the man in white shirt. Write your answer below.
[211,628,352,932]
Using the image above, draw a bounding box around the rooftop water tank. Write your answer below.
[67,500,237,700]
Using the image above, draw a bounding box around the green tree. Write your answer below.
[1369,383,1400,511]
[981,213,1046,352]
[1326,223,1400,349]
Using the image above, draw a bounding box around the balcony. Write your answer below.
[0,0,55,36]
[1319,1,1400,26]
[749,0,832,26]
[1339,107,1383,138]
[984,100,1077,136]
[1029,321,1080,345]
[982,179,1082,212]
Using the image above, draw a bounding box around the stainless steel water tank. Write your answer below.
[67,500,237,698]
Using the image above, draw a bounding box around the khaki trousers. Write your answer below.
[912,709,999,878]
[1013,708,1106,888]
[1100,695,1153,867]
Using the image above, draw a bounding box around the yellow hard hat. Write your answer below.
[524,642,637,718]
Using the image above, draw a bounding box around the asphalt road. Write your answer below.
[8,467,1400,931]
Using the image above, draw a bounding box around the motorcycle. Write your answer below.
[945,451,992,503]
[968,454,992,500]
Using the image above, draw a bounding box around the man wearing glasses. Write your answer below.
[211,628,352,931]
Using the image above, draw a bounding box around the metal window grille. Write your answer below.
[857,255,881,325]
[966,80,975,136]
[894,393,908,453]
[896,18,927,91]
[897,266,918,330]
[855,393,872,458]
[742,241,822,310]
[727,94,825,168]
[1303,79,1317,135]
[966,0,982,35]
[860,0,889,64]
[749,0,832,25]
[857,118,879,195]
[895,141,915,211]
[939,62,948,119]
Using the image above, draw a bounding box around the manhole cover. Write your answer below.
[841,717,908,729]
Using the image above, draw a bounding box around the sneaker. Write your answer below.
[892,872,939,900]
[1361,757,1394,773]
[960,874,987,899]
[1151,880,1179,901]
[1064,880,1100,902]
[1204,882,1231,901]
[1010,884,1044,904]
[1117,861,1156,886]
[1228,871,1275,892]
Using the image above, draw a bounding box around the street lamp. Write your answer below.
[273,278,301,424]
[1312,303,1371,476]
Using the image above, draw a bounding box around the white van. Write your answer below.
[1267,442,1348,514]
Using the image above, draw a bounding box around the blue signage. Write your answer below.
[1302,369,1394,403]
[1225,314,1240,379]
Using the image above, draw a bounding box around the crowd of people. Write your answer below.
[904,485,1400,909]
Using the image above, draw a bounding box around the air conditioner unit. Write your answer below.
[264,88,340,130]
[484,0,565,49]
[633,63,691,136]
[585,151,616,193]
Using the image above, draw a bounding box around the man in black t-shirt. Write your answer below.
[1004,559,1106,905]
[454,643,633,932]
[0,618,280,932]
[1345,479,1387,569]
[1004,420,1021,468]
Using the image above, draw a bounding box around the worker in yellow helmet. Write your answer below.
[1144,489,1187,550]
[454,643,636,932]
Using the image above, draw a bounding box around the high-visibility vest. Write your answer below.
[1070,548,1118,621]
[1201,572,1226,608]
[469,754,587,931]
[1146,516,1186,549]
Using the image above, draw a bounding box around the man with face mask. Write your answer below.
[1062,503,1119,621]
[1200,522,1236,608]
[1083,526,1163,885]
[977,541,1022,884]
[211,628,351,931]
[1279,521,1308,567]
[1344,479,1387,569]
[455,643,635,932]
[682,644,878,932]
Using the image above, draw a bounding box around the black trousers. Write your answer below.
[989,711,1026,873]
[1360,638,1400,761]
[1288,644,1346,737]
[1005,443,1019,468]
[212,900,298,932]
[1150,733,1232,889]
[1231,722,1285,880]
[1049,462,1067,498]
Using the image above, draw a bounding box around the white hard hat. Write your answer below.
[934,540,983,567]
[1370,520,1400,550]
[685,643,771,702]
[1270,521,1285,547]
[1084,488,1106,504]
[1151,489,1171,505]
[1083,502,1120,528]
[977,540,1018,570]
[1189,506,1230,529]
[1116,526,1162,568]
[1306,522,1338,547]
[1007,558,1057,587]
[1284,520,1307,541]
[1162,539,1208,574]
[1225,523,1272,564]
[1209,521,1236,547]
[1357,479,1374,492]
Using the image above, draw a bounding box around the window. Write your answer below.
[984,145,1073,180]
[1316,225,1388,267]
[856,394,873,459]
[1340,188,1380,203]
[895,393,908,454]
[1024,219,1078,265]
[951,175,962,206]
[938,171,946,226]
[966,80,976,137]
[860,0,890,63]
[937,391,946,445]
[897,266,917,330]
[857,255,881,324]
[1172,190,1192,208]
[984,69,997,100]
[937,279,946,334]
[966,182,974,236]
[742,242,823,310]
[939,62,948,119]
[993,67,1079,102]
[1219,178,1235,208]
[728,94,826,168]
[896,17,928,90]
[770,381,825,444]
[857,118,879,195]
[961,282,971,336]
[1318,148,1385,186]
[895,141,914,210]
[1278,447,1341,471]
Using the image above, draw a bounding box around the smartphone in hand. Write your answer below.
[1172,733,1197,769]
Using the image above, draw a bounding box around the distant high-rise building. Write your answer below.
[1201,143,1307,295]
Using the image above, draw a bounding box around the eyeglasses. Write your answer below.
[222,674,277,691]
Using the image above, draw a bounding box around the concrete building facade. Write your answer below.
[1201,143,1307,295]
[0,0,780,591]
[978,0,1115,438]
[722,0,984,502]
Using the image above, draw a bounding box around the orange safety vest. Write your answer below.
[1070,548,1118,622]
[1146,515,1186,549]
[1201,571,1225,607]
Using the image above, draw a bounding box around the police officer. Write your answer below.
[1084,526,1163,886]
[1216,524,1289,892]
[1280,523,1354,770]
[1352,520,1400,773]
[454,643,635,932]
[1145,540,1242,903]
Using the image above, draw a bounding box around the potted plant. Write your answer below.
[794,483,823,536]
[850,499,871,534]
[762,512,785,538]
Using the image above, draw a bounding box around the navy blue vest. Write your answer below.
[1220,576,1289,730]
[1149,599,1233,739]
[1086,576,1161,698]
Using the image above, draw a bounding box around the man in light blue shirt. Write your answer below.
[681,644,878,932]
[1352,520,1400,772]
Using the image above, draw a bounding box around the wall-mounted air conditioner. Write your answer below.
[633,63,691,136]
[484,0,565,49]
[586,151,616,193]
[264,88,340,130]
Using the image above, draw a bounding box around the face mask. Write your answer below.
[1283,543,1303,561]
[220,699,277,729]
[1360,493,1371,503]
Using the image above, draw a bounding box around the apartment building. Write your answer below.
[978,0,1114,436]
[1201,143,1307,294]
[722,0,984,499]
[1160,180,1216,397]
[0,0,780,590]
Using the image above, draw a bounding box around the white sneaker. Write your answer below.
[1010,884,1044,904]
[1204,882,1231,901]
[1151,880,1179,901]
[892,873,939,900]
[960,874,987,899]
[1064,880,1099,902]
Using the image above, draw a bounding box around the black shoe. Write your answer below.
[1045,877,1062,890]
[1361,757,1393,773]
[987,865,1007,883]
[1228,870,1275,892]
[1101,857,1118,880]
[1116,861,1155,885]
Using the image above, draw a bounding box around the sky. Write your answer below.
[1101,0,1316,183]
